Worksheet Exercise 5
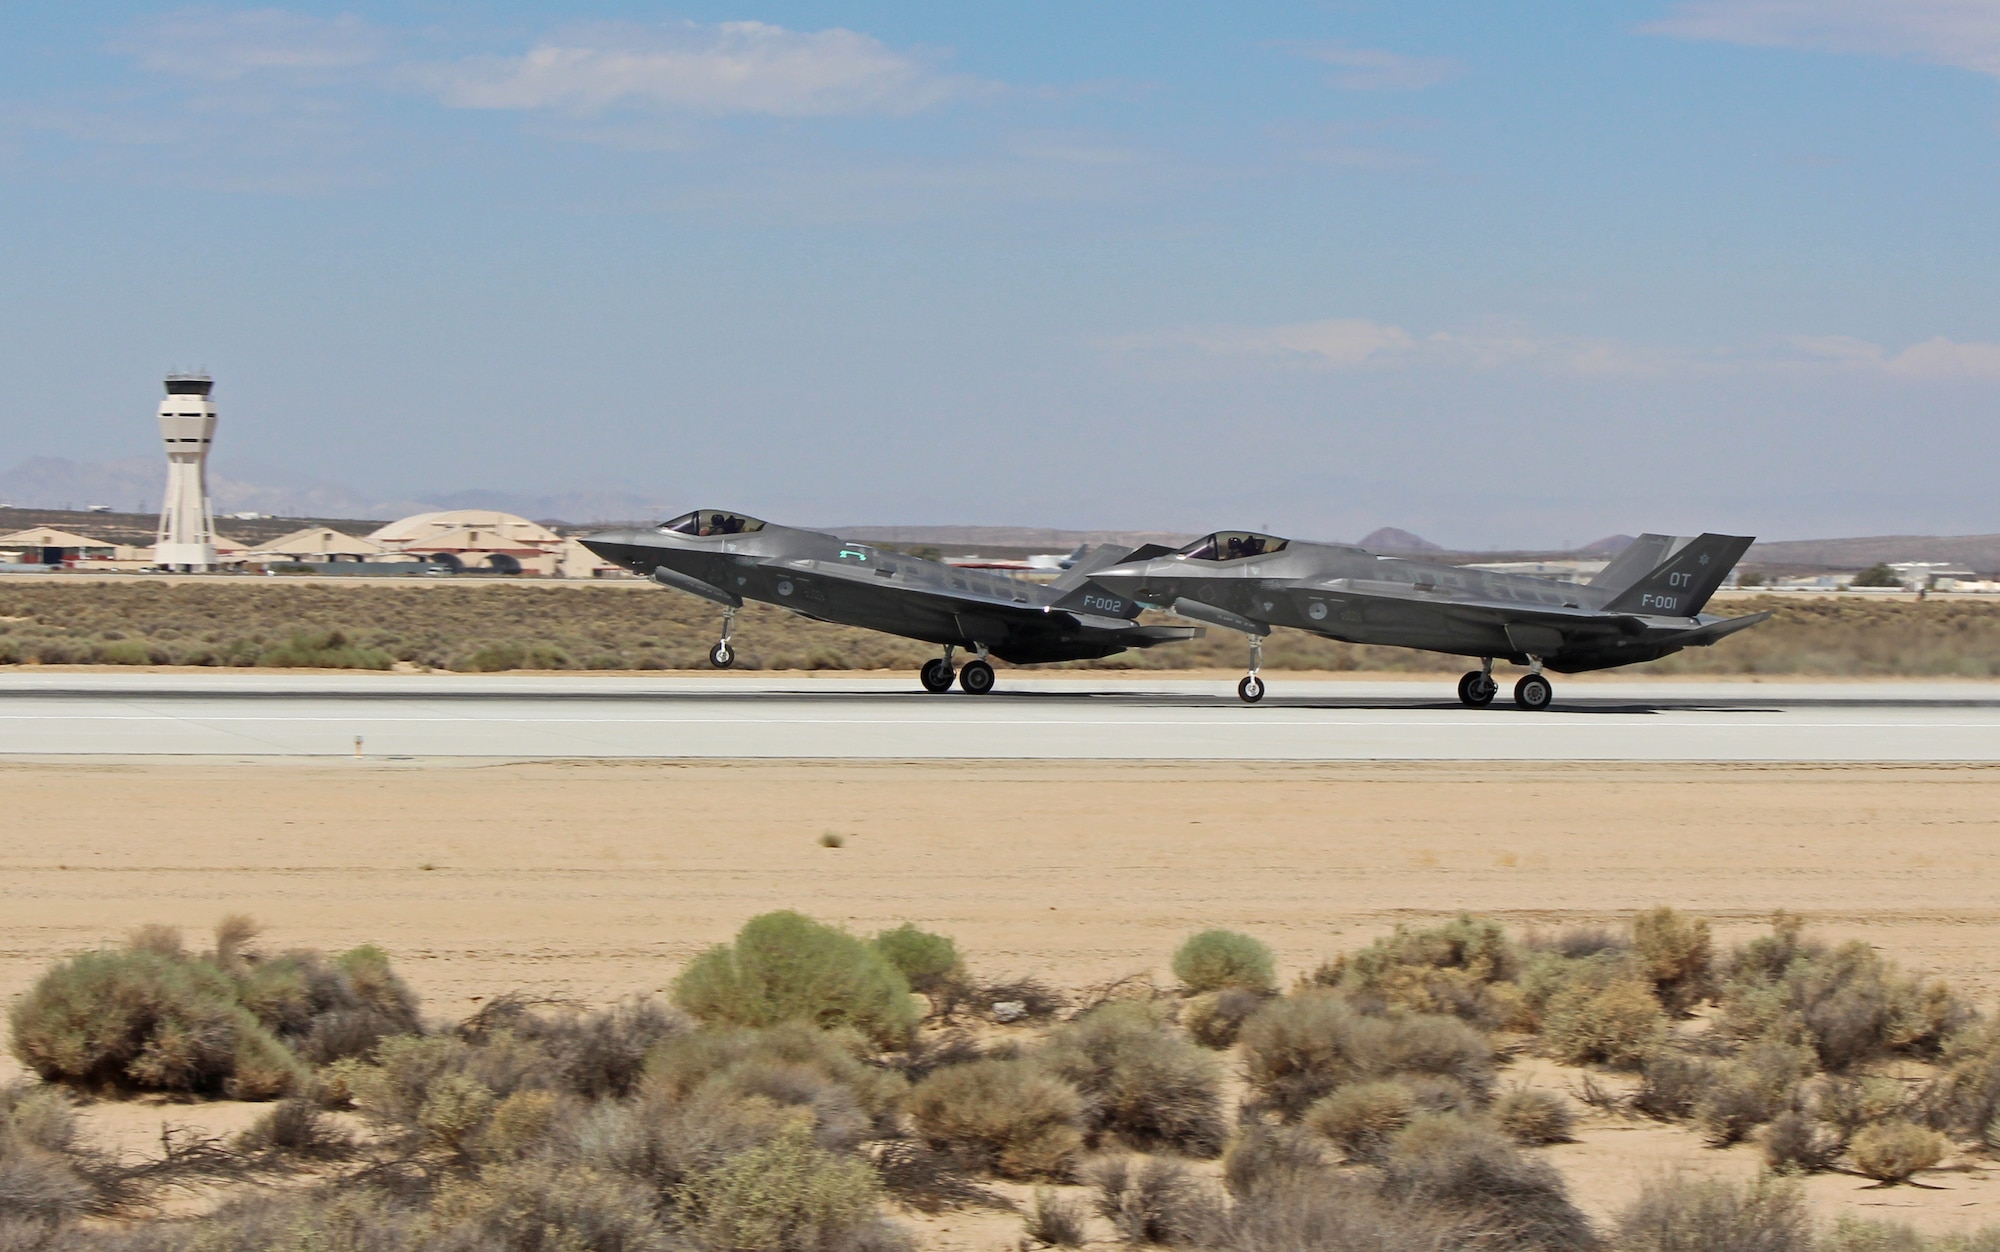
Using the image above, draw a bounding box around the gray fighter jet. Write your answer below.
[1086,530,1770,709]
[580,510,1198,693]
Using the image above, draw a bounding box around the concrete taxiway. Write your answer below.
[0,672,1995,761]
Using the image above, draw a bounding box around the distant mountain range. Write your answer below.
[0,457,673,526]
[3,457,1994,570]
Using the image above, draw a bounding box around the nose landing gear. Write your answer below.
[708,608,737,669]
[1238,637,1266,704]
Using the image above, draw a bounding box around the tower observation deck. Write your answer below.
[156,374,218,570]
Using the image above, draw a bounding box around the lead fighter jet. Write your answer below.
[1086,530,1770,709]
[580,510,1198,693]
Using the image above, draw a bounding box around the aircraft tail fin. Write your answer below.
[1046,543,1174,593]
[1602,533,1755,616]
[1589,534,1687,595]
[1047,544,1170,619]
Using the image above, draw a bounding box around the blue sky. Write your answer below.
[2,1,1996,545]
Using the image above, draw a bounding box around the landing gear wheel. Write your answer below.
[919,658,955,693]
[1514,673,1553,711]
[1457,671,1496,707]
[958,659,995,695]
[708,642,735,669]
[1238,675,1266,704]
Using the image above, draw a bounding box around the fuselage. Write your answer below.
[1088,533,1749,673]
[581,511,1184,665]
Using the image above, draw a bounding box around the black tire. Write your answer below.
[959,659,995,695]
[1238,675,1266,704]
[709,642,735,669]
[1514,673,1553,711]
[920,658,955,693]
[1459,671,1496,707]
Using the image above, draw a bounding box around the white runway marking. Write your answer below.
[1,673,1997,760]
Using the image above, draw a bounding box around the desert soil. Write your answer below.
[6,757,2000,1239]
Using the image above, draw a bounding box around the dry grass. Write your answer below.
[2,583,1999,673]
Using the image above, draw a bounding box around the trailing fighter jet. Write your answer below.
[580,510,1199,693]
[1085,530,1770,709]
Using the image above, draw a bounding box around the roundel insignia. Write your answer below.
[777,580,794,596]
[1308,601,1329,621]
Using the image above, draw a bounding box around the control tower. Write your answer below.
[156,374,218,570]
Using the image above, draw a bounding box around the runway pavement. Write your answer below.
[0,671,1996,761]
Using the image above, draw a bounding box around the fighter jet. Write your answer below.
[580,510,1199,693]
[1086,530,1770,709]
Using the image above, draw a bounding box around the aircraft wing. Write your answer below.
[758,556,1158,633]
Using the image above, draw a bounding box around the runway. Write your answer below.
[0,672,1996,761]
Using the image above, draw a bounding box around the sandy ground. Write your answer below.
[7,756,2000,1239]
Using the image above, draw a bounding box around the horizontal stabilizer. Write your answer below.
[1602,533,1754,617]
[1659,610,1773,648]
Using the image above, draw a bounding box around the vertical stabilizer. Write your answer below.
[1602,533,1755,616]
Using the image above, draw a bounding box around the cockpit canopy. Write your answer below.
[657,509,767,537]
[1176,531,1290,561]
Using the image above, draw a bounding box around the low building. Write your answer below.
[368,509,565,575]
[1459,559,1610,585]
[246,526,385,566]
[0,526,118,564]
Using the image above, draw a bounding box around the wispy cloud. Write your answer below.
[1784,334,2000,378]
[120,8,391,83]
[1644,0,2000,77]
[1283,42,1460,91]
[1115,318,1660,376]
[425,20,982,117]
[1116,317,2000,381]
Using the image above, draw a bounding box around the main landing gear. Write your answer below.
[1238,636,1266,704]
[1456,659,1497,707]
[1457,657,1555,710]
[919,646,997,695]
[708,607,737,669]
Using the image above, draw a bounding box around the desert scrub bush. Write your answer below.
[1313,915,1523,1029]
[1612,1174,1813,1252]
[1850,1120,1949,1184]
[8,947,302,1098]
[464,994,688,1099]
[1539,971,1668,1069]
[1720,916,1971,1071]
[235,1097,357,1160]
[0,1085,95,1226]
[645,1023,906,1147]
[1024,1187,1089,1248]
[1237,992,1492,1118]
[1220,1123,1328,1199]
[1302,1079,1414,1161]
[234,942,422,1065]
[1087,1155,1226,1248]
[1380,1113,1596,1251]
[904,1058,1085,1180]
[1040,1003,1227,1156]
[676,1122,889,1252]
[1491,1088,1576,1145]
[1632,1050,1714,1120]
[430,1159,673,1251]
[1696,1037,1814,1147]
[1631,907,1713,1015]
[674,912,920,1049]
[1762,1109,1844,1174]
[1171,929,1276,994]
[869,924,962,996]
[1182,987,1267,1050]
[257,627,393,669]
